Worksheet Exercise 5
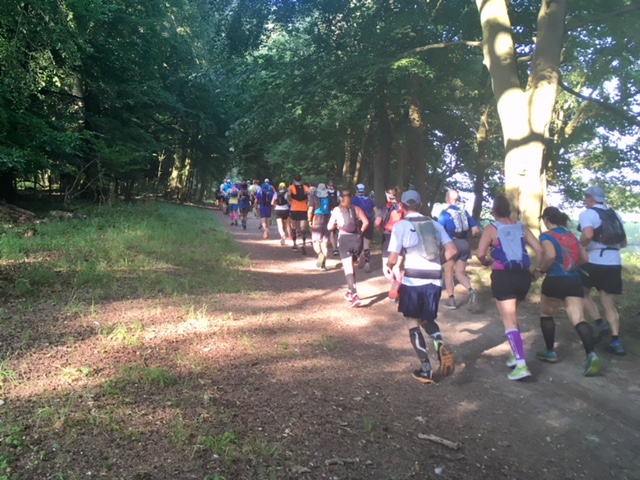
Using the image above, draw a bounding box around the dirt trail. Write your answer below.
[222,209,640,480]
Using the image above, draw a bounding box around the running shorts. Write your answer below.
[290,210,307,222]
[541,275,584,300]
[311,214,329,243]
[259,206,272,219]
[275,209,290,220]
[361,222,374,241]
[579,263,622,295]
[398,283,442,322]
[451,238,471,262]
[337,232,363,259]
[490,270,532,301]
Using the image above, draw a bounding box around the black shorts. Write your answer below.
[491,270,532,301]
[290,210,307,222]
[361,223,374,241]
[275,209,290,220]
[452,238,471,262]
[398,283,442,322]
[338,232,363,259]
[579,263,623,295]
[541,275,584,300]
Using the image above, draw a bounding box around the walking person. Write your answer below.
[326,180,340,257]
[228,183,240,226]
[375,187,405,300]
[476,195,544,381]
[437,189,480,310]
[352,183,376,272]
[288,174,310,254]
[238,182,252,230]
[273,182,291,245]
[327,189,370,307]
[578,186,628,355]
[386,190,457,384]
[249,180,260,220]
[308,183,331,270]
[535,207,600,376]
[255,181,274,239]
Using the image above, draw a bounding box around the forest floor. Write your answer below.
[1,206,639,480]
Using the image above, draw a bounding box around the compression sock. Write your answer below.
[291,229,297,245]
[594,318,604,326]
[506,329,526,366]
[302,230,307,246]
[409,327,431,367]
[540,316,555,351]
[346,273,357,295]
[364,249,371,264]
[574,321,595,355]
[424,321,443,349]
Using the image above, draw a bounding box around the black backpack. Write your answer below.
[290,184,307,201]
[591,208,626,245]
[327,189,339,209]
[260,187,273,207]
[276,189,288,206]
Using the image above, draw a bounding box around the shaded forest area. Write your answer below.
[1,0,639,216]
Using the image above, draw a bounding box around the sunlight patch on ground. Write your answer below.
[540,409,571,430]
[455,400,480,415]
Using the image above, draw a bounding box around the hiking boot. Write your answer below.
[594,321,612,343]
[445,297,457,310]
[350,295,361,308]
[301,245,307,256]
[508,364,531,381]
[332,249,339,257]
[412,369,435,384]
[535,349,558,363]
[437,345,455,377]
[364,262,371,273]
[505,355,517,368]
[584,352,601,377]
[316,253,326,269]
[292,245,298,253]
[606,339,626,356]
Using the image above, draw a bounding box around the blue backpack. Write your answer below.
[491,222,531,270]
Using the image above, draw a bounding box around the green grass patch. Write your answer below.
[0,202,250,303]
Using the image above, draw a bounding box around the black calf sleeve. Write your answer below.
[540,316,555,351]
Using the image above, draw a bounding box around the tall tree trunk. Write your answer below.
[373,93,393,207]
[342,130,354,187]
[472,104,491,220]
[406,74,429,213]
[476,0,566,232]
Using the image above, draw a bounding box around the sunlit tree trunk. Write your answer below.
[476,0,566,232]
[342,130,354,187]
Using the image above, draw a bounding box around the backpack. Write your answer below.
[276,189,288,206]
[383,203,404,232]
[327,189,339,210]
[546,230,582,273]
[338,207,360,234]
[406,216,441,261]
[290,184,307,201]
[260,186,273,207]
[447,207,470,238]
[492,222,531,270]
[315,197,330,215]
[591,208,626,245]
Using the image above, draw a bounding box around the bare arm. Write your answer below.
[443,241,457,263]
[476,225,495,266]
[355,206,369,234]
[539,240,556,272]
[387,251,399,269]
[524,227,544,270]
[580,226,594,247]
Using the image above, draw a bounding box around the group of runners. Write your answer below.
[218,178,628,385]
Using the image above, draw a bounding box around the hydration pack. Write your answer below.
[492,222,531,270]
[546,229,582,273]
[406,216,441,261]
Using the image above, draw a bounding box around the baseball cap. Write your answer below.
[264,178,270,184]
[401,190,421,206]
[585,186,605,203]
[356,183,365,193]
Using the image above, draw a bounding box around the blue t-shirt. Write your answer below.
[352,195,375,222]
[437,206,477,235]
[540,227,579,277]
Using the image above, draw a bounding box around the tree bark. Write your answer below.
[476,0,566,232]
[472,104,491,220]
[373,93,393,207]
[406,74,429,213]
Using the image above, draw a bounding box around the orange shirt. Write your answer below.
[288,183,310,212]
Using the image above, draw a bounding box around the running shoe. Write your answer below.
[412,369,435,384]
[263,230,269,239]
[535,349,558,363]
[468,290,477,309]
[316,253,326,269]
[280,236,285,246]
[344,291,353,302]
[584,352,601,376]
[437,344,455,377]
[292,245,298,253]
[364,262,371,273]
[606,339,626,356]
[350,295,361,308]
[445,297,457,310]
[301,245,307,256]
[507,364,531,381]
[505,355,517,368]
[593,321,611,343]
[332,249,339,257]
